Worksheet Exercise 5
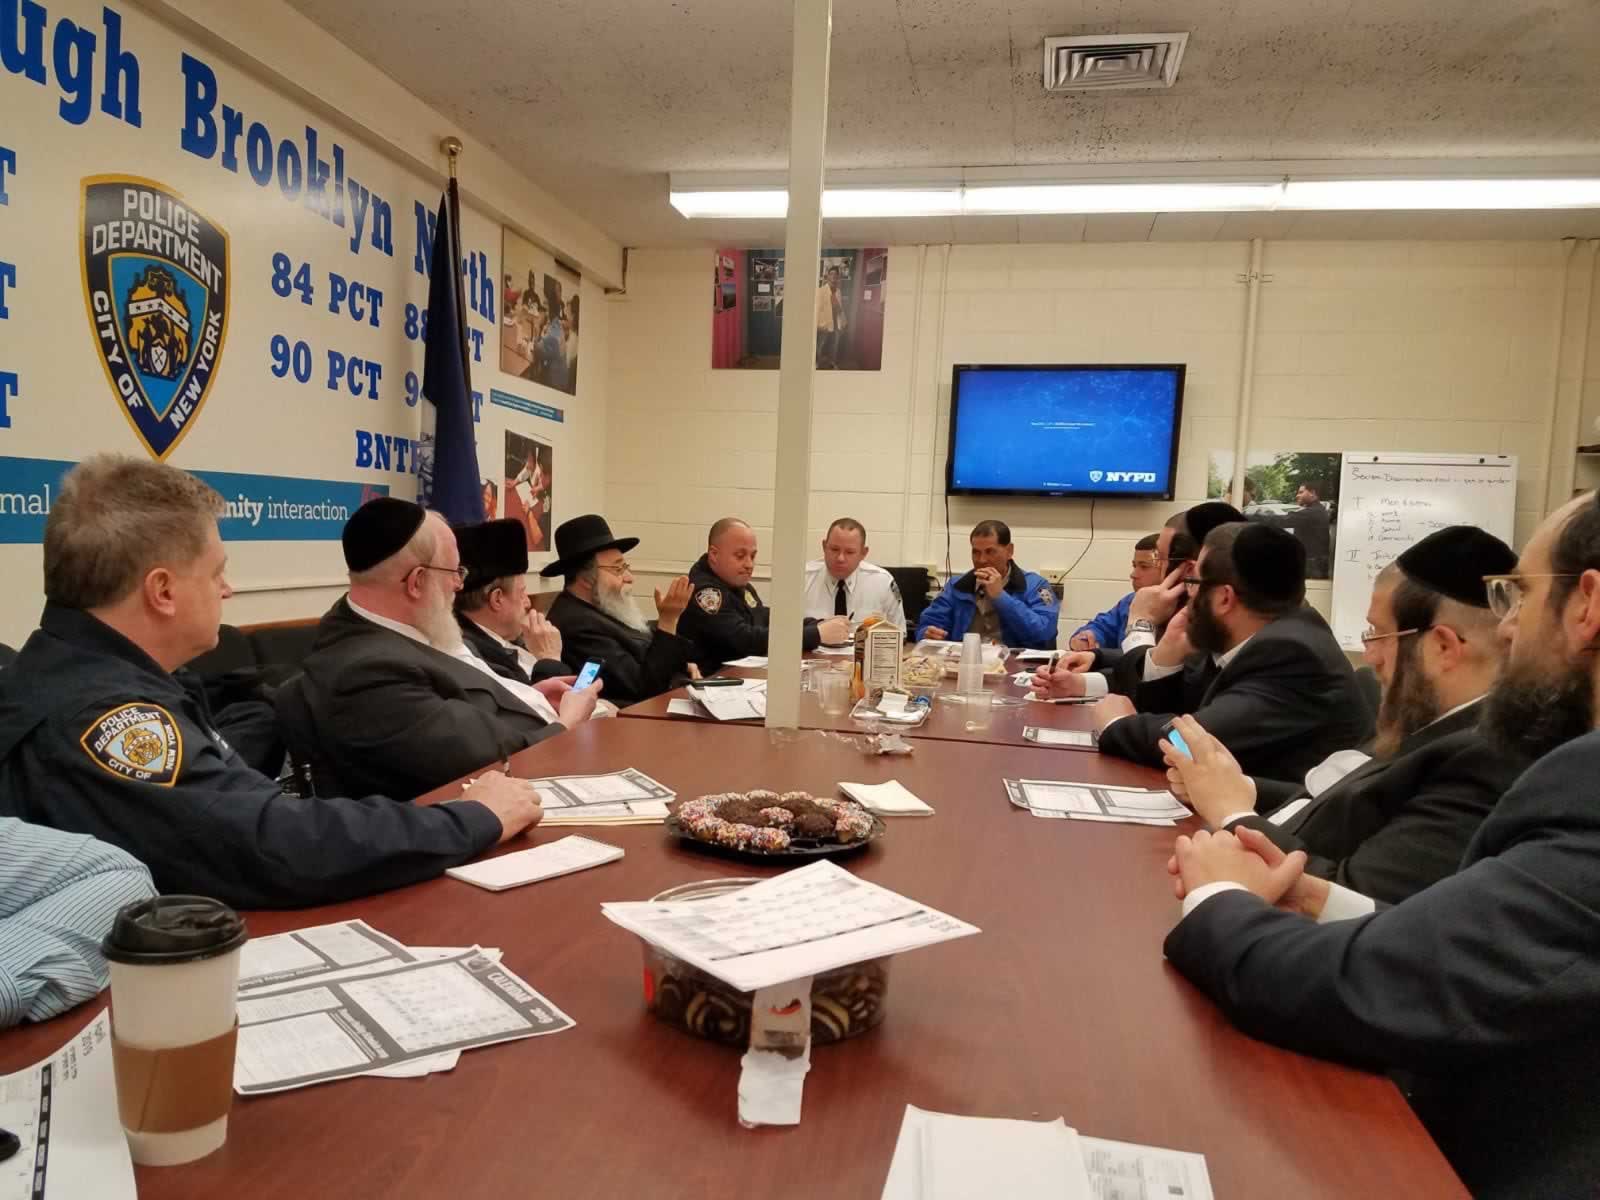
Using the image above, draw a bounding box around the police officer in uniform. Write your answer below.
[0,456,545,910]
[678,517,850,672]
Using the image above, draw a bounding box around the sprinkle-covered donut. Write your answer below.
[674,790,875,853]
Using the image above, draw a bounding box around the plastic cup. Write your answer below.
[102,896,248,1166]
[963,690,994,732]
[818,670,851,716]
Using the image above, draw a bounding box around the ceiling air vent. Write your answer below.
[1043,33,1188,92]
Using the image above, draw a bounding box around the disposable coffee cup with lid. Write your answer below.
[102,896,248,1167]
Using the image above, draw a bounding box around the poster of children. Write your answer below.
[504,431,554,553]
[501,227,581,396]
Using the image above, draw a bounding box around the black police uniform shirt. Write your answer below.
[0,605,503,910]
[676,554,822,671]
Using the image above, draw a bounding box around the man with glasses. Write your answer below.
[544,514,700,705]
[1033,501,1238,698]
[453,518,571,686]
[1161,492,1600,1197]
[1159,525,1522,905]
[1088,522,1370,783]
[293,498,598,799]
[1068,533,1164,651]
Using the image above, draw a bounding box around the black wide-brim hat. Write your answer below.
[539,514,641,578]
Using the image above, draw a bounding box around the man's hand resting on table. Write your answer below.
[1167,826,1329,919]
[462,771,545,843]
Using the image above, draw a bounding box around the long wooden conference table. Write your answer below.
[0,704,1466,1197]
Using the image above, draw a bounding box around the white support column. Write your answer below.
[765,0,832,729]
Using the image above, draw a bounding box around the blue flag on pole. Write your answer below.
[416,180,484,527]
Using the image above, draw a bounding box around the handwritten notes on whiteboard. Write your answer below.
[1330,454,1518,650]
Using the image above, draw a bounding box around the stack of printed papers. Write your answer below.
[234,920,572,1093]
[1003,779,1191,826]
[880,1106,1213,1200]
[530,768,675,826]
[601,860,978,993]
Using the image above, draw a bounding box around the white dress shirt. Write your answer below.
[802,560,906,629]
[346,597,561,724]
[1181,879,1377,924]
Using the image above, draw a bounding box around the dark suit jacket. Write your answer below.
[455,616,567,687]
[1097,606,1372,783]
[1165,730,1600,1199]
[296,598,564,799]
[1226,701,1525,905]
[546,591,693,706]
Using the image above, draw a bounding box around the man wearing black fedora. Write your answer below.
[454,518,570,687]
[543,515,699,706]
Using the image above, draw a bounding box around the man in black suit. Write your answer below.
[453,518,569,686]
[1035,501,1237,699]
[1085,522,1370,783]
[542,514,699,706]
[1161,491,1600,1198]
[1161,525,1522,905]
[292,499,600,799]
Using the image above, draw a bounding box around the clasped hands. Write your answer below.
[1161,714,1328,918]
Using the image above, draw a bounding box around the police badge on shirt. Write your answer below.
[80,703,183,786]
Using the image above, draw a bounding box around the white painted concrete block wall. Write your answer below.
[606,241,1599,637]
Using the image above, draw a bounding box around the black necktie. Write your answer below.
[834,578,848,616]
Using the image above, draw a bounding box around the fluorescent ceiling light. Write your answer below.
[961,182,1282,214]
[670,190,789,219]
[670,188,962,219]
[1281,178,1600,210]
[669,170,1600,219]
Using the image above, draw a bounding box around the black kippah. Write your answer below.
[342,497,427,573]
[1230,522,1305,603]
[456,519,530,592]
[1395,526,1517,608]
[1185,501,1246,546]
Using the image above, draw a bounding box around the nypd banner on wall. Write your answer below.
[0,0,572,618]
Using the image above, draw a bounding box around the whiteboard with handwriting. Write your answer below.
[1330,453,1518,650]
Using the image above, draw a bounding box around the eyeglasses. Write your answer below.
[1483,574,1580,619]
[594,561,632,576]
[413,564,468,583]
[1131,558,1160,570]
[1359,626,1423,647]
[1181,577,1214,594]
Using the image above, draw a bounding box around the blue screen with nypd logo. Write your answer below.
[948,366,1183,497]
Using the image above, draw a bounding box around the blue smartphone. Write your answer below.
[572,661,602,692]
[1166,728,1193,759]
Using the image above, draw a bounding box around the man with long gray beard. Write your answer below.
[1158,492,1600,1197]
[288,499,600,799]
[1158,525,1524,905]
[543,515,698,706]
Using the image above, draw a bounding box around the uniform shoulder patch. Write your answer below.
[79,703,183,786]
[695,587,723,614]
[1037,584,1056,606]
[744,589,760,608]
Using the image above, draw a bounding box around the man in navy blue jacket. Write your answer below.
[916,521,1059,650]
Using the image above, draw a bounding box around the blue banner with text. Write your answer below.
[0,457,386,544]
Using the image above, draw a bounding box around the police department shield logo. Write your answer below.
[79,703,184,787]
[1089,470,1104,483]
[81,176,230,460]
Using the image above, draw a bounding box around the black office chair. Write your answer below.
[272,673,345,798]
[183,623,256,677]
[886,566,935,631]
[247,620,322,670]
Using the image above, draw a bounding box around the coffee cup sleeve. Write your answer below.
[112,1021,239,1132]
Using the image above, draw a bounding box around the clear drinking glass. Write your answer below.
[818,670,851,715]
[963,690,994,732]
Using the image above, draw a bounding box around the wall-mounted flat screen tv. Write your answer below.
[946,363,1185,499]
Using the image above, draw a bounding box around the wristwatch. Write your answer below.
[1129,619,1157,635]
